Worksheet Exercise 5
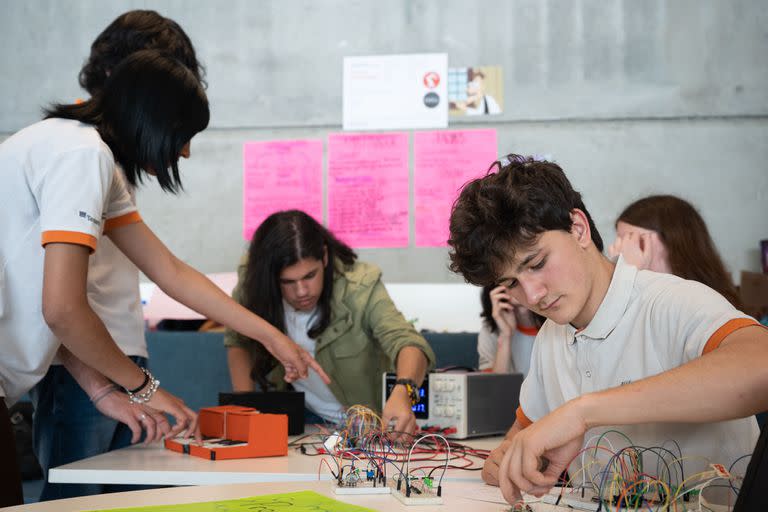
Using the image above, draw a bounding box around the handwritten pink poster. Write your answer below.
[414,129,497,247]
[327,132,409,248]
[242,139,323,241]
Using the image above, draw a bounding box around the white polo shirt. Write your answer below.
[48,183,147,367]
[0,118,141,405]
[518,255,760,478]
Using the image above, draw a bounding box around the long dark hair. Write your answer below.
[79,9,206,96]
[45,50,209,193]
[617,195,742,309]
[242,210,357,385]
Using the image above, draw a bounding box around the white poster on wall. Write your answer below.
[343,53,448,131]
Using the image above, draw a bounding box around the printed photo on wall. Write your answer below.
[448,65,503,117]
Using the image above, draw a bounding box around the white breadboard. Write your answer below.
[332,481,391,495]
[389,482,443,505]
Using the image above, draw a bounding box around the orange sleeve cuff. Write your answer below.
[517,325,539,337]
[104,211,142,232]
[702,318,760,355]
[515,406,533,428]
[41,230,97,252]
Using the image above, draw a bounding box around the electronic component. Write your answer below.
[323,432,343,453]
[332,470,391,495]
[332,461,390,495]
[390,476,443,505]
[383,371,523,438]
[165,405,288,460]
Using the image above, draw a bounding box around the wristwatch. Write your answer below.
[394,378,420,406]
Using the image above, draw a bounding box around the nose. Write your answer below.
[519,276,546,306]
[295,281,309,297]
[179,142,191,159]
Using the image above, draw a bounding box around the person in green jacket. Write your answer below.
[225,210,435,437]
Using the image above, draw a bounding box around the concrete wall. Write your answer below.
[2,0,766,282]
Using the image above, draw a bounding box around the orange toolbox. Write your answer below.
[164,405,288,460]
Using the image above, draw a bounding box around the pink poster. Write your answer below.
[327,132,409,248]
[414,129,497,247]
[242,139,323,241]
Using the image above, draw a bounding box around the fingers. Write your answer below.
[498,445,524,504]
[404,414,418,436]
[482,445,506,486]
[503,438,538,501]
[394,414,411,439]
[607,237,621,259]
[380,410,393,433]
[490,286,511,304]
[190,413,202,444]
[521,451,552,489]
[150,409,171,440]
[150,390,198,442]
[138,411,156,444]
[283,364,299,383]
[125,414,142,444]
[481,458,499,486]
[303,353,331,384]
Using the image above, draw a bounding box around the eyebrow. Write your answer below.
[497,249,541,284]
[280,269,317,283]
[517,250,541,272]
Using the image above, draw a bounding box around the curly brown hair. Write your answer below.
[448,155,603,286]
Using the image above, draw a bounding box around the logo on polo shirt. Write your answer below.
[78,210,101,227]
[620,379,632,386]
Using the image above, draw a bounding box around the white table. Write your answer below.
[3,480,575,512]
[49,435,503,486]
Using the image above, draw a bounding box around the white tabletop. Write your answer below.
[49,435,503,486]
[4,480,574,512]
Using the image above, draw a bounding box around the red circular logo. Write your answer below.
[423,72,440,89]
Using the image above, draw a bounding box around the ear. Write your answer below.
[569,209,592,249]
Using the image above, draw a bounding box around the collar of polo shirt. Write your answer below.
[566,254,637,344]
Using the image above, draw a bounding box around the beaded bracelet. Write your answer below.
[126,368,160,404]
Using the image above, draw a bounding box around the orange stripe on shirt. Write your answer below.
[701,318,760,355]
[515,406,533,428]
[104,211,142,233]
[517,325,539,337]
[41,231,97,252]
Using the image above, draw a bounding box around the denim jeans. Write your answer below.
[29,356,148,501]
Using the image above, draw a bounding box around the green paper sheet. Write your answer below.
[87,491,376,512]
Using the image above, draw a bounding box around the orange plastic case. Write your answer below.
[164,405,288,460]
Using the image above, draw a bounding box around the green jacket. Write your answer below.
[223,259,436,412]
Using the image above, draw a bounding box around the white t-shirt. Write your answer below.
[282,302,344,423]
[477,322,537,377]
[519,256,760,482]
[0,118,141,404]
